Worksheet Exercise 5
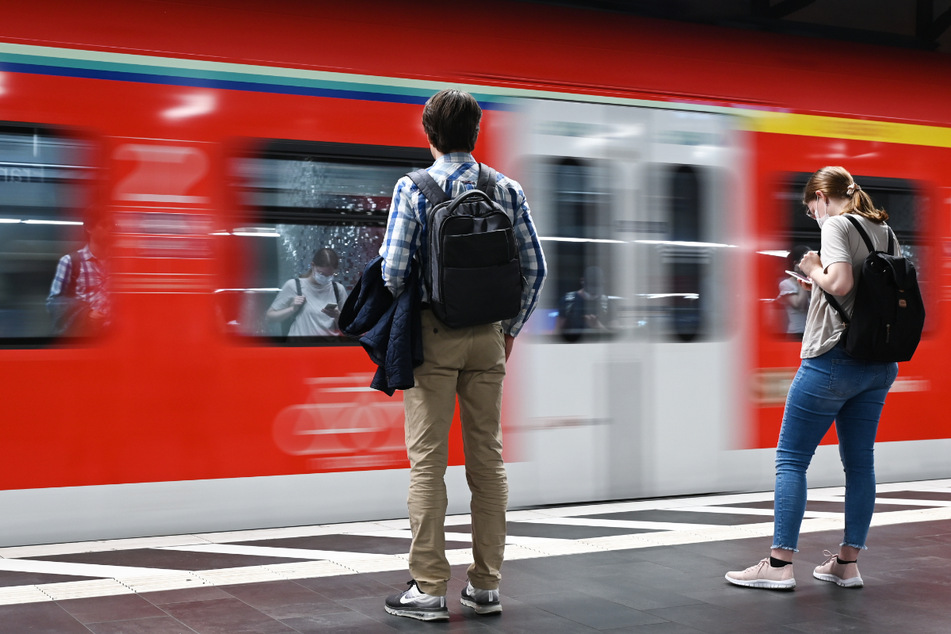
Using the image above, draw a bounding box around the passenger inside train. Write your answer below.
[46,214,112,338]
[266,246,347,337]
[556,265,613,341]
[774,245,811,340]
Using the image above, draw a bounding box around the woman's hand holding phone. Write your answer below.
[785,270,812,286]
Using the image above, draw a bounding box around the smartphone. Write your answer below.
[785,270,812,284]
[323,303,338,311]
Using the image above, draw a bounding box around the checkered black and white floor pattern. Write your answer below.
[1,479,949,632]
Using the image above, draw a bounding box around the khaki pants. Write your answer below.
[403,309,508,596]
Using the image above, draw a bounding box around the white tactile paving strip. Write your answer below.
[0,480,948,606]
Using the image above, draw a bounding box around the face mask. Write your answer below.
[815,195,829,228]
[313,272,333,286]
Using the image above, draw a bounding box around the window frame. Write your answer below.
[0,122,100,348]
[222,139,433,347]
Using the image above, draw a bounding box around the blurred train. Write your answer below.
[1,0,949,546]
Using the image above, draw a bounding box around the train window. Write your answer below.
[640,164,725,342]
[537,158,618,343]
[220,141,432,344]
[769,173,928,339]
[0,125,96,345]
[666,166,704,341]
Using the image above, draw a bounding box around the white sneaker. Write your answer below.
[725,558,796,590]
[813,551,863,588]
[460,580,502,614]
[384,580,449,621]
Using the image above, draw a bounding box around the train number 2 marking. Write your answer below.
[113,143,210,205]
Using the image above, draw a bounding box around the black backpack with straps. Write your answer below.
[823,215,925,362]
[407,164,522,328]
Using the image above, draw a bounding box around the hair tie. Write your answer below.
[846,182,861,196]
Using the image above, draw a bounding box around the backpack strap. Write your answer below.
[65,251,82,296]
[407,169,449,205]
[285,276,303,332]
[823,215,896,325]
[476,163,497,200]
[333,281,343,306]
[409,165,498,204]
[843,215,875,253]
[823,289,850,326]
[823,216,871,325]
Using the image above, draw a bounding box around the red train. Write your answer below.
[1,0,949,545]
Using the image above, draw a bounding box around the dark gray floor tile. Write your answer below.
[466,597,604,633]
[86,615,198,634]
[0,570,99,587]
[58,594,167,624]
[0,601,91,633]
[875,490,951,501]
[646,601,783,634]
[160,597,298,634]
[220,579,342,618]
[141,586,234,607]
[603,624,705,633]
[25,549,306,571]
[517,591,667,630]
[580,510,769,526]
[461,522,654,539]
[577,565,707,611]
[280,609,399,633]
[294,573,406,600]
[234,533,465,554]
[728,499,925,512]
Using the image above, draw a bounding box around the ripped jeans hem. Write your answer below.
[770,545,799,553]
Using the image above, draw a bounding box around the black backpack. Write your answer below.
[407,164,522,328]
[823,215,924,362]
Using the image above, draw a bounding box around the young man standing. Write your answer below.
[47,215,112,337]
[380,89,546,621]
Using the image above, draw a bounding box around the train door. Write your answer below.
[507,99,744,505]
[636,108,744,495]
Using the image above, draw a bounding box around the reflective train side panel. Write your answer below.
[0,0,948,545]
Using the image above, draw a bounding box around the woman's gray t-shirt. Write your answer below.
[800,214,900,359]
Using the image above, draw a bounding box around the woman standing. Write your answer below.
[726,166,900,590]
[267,247,347,337]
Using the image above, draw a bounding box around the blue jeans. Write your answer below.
[772,342,898,552]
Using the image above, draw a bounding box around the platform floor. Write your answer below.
[0,479,949,633]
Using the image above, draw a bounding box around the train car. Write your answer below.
[1,0,949,546]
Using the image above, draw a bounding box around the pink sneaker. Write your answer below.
[813,551,863,588]
[725,558,796,590]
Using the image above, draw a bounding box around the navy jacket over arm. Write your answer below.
[338,256,423,395]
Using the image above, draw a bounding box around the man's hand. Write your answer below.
[504,334,515,361]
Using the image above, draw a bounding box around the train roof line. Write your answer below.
[4,41,951,148]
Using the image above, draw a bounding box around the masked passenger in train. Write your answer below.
[266,247,347,337]
[46,215,112,337]
[555,265,611,341]
[726,166,900,591]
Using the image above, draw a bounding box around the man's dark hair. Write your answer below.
[422,89,482,153]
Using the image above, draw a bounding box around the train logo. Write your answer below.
[272,374,408,472]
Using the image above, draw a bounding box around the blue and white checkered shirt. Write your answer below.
[47,244,109,317]
[379,153,546,337]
